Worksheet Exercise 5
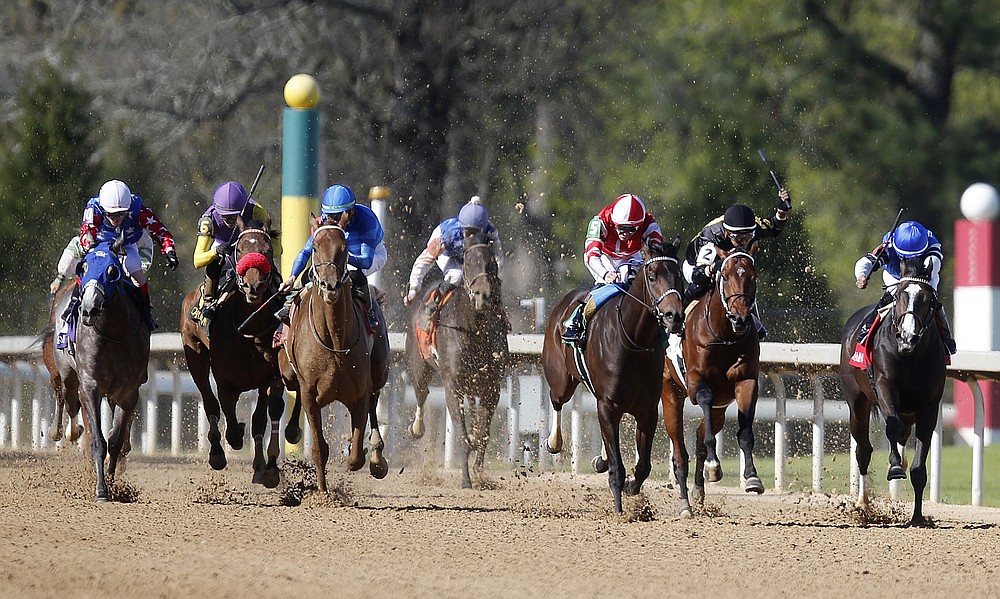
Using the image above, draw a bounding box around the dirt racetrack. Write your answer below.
[1,449,998,599]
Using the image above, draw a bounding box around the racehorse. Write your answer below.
[542,238,684,513]
[660,244,763,517]
[180,217,284,488]
[405,226,509,489]
[279,214,389,493]
[51,239,151,501]
[839,257,947,526]
[42,285,83,444]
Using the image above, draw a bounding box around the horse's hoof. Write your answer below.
[410,421,425,439]
[887,465,907,481]
[545,439,561,455]
[208,450,227,471]
[705,464,723,483]
[252,468,281,489]
[227,423,245,450]
[285,425,302,445]
[370,458,389,480]
[461,479,473,490]
[744,476,764,494]
[624,479,641,496]
[95,495,109,504]
[678,502,693,519]
[592,455,608,474]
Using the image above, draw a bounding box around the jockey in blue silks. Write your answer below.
[278,184,387,325]
[854,220,956,354]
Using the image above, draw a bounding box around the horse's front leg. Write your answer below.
[596,401,626,513]
[250,383,282,489]
[884,414,907,481]
[368,389,388,479]
[694,379,722,482]
[346,395,370,473]
[409,361,432,439]
[471,389,500,476]
[80,385,109,502]
[219,386,245,452]
[302,394,331,493]
[106,395,136,485]
[446,390,474,489]
[735,378,763,494]
[908,407,940,526]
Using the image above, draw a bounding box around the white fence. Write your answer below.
[0,334,996,506]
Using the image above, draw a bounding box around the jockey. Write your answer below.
[682,188,791,338]
[854,220,957,354]
[561,193,663,341]
[278,184,386,326]
[403,196,504,327]
[51,231,154,295]
[79,180,178,328]
[192,181,282,324]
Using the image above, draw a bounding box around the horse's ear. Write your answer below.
[669,236,681,256]
[309,212,320,233]
[336,211,351,228]
[236,214,246,230]
[263,213,272,230]
[747,241,760,256]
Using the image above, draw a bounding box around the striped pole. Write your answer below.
[281,74,320,456]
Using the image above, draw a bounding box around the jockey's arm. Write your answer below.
[193,217,218,269]
[406,230,444,301]
[139,206,176,255]
[348,240,376,271]
[854,251,883,288]
[365,242,388,275]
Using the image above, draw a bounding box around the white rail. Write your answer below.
[0,334,994,506]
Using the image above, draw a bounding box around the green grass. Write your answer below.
[698,444,1000,507]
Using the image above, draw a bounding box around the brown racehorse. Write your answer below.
[405,226,509,489]
[180,217,284,488]
[542,238,684,513]
[279,215,390,493]
[50,239,150,501]
[839,257,947,526]
[661,243,763,517]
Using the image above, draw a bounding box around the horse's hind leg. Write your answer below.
[251,384,282,489]
[302,397,331,493]
[285,391,303,444]
[908,407,939,526]
[661,385,692,517]
[847,393,874,508]
[884,413,907,481]
[409,362,432,439]
[692,419,707,507]
[219,387,246,451]
[346,398,370,473]
[544,371,578,455]
[368,390,388,479]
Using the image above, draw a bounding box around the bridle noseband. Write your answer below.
[889,276,936,344]
[235,227,274,296]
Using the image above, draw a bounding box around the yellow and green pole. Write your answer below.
[281,73,320,456]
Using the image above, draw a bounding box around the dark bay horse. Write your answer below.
[52,240,151,501]
[542,238,684,513]
[181,217,284,487]
[279,217,389,493]
[661,244,763,516]
[405,227,509,489]
[839,258,947,525]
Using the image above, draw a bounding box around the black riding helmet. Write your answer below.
[722,204,756,233]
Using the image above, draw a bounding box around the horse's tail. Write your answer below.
[29,325,55,353]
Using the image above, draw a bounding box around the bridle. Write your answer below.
[309,225,350,295]
[234,227,275,297]
[702,250,756,343]
[616,254,683,351]
[888,276,937,344]
[462,241,496,294]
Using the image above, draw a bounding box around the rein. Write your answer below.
[305,286,359,355]
[309,225,350,294]
[614,254,682,352]
[704,251,756,345]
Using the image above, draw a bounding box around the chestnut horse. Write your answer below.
[405,226,509,489]
[542,238,684,513]
[51,239,151,501]
[661,244,763,517]
[279,217,389,493]
[839,257,947,525]
[180,217,284,487]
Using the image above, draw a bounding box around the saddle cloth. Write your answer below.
[849,308,889,370]
[561,283,626,347]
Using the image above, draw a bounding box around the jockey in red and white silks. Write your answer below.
[584,193,663,285]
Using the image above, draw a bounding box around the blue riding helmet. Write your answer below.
[893,221,929,257]
[321,184,356,214]
[458,202,489,229]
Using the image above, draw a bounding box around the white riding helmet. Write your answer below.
[98,180,132,213]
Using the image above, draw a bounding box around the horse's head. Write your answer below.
[892,257,938,354]
[234,216,278,305]
[310,223,350,304]
[462,227,499,311]
[716,243,758,334]
[641,237,684,334]
[78,241,125,326]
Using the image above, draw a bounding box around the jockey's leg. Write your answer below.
[751,303,767,339]
[349,268,378,327]
[935,303,957,354]
[856,291,894,345]
[200,259,223,323]
[683,262,711,306]
[126,245,157,330]
[561,294,590,342]
[423,268,460,329]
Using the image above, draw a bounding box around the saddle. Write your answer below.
[560,283,625,348]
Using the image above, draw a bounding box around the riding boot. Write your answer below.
[561,301,587,342]
[684,267,711,307]
[138,283,158,330]
[275,291,297,325]
[201,272,219,324]
[936,304,957,354]
[856,292,894,345]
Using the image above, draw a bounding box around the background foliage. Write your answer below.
[1,0,998,338]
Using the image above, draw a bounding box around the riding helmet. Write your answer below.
[213,181,248,215]
[458,196,490,229]
[893,221,930,257]
[610,193,646,226]
[722,204,757,233]
[321,184,356,214]
[98,180,132,213]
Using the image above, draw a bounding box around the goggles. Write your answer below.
[728,231,753,247]
[615,225,638,235]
